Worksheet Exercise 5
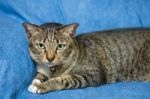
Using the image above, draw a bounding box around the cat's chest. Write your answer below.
[37,65,51,78]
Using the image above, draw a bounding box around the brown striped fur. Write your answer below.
[23,22,150,94]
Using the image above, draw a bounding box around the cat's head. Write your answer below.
[23,22,79,67]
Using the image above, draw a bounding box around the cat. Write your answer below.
[23,22,150,94]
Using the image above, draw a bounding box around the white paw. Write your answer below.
[28,84,38,93]
[28,79,42,94]
[32,79,41,84]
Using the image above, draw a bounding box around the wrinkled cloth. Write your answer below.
[0,0,150,99]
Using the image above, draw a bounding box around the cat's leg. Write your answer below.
[33,72,48,83]
[32,74,88,94]
[28,72,48,93]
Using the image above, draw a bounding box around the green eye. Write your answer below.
[57,44,66,50]
[36,43,45,49]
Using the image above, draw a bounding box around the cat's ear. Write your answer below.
[22,23,42,38]
[59,23,79,36]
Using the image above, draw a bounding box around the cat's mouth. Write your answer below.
[40,62,60,67]
[48,63,57,67]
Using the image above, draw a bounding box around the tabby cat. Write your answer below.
[23,22,150,94]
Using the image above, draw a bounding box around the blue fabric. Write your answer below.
[0,0,150,99]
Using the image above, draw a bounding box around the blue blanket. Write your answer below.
[0,0,150,99]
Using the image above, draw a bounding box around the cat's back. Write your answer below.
[76,28,150,44]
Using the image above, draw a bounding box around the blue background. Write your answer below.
[0,0,150,99]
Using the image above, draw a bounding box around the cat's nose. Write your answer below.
[46,50,55,62]
[47,57,54,62]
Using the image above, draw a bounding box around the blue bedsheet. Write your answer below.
[0,0,150,99]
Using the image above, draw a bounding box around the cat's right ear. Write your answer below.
[22,23,42,38]
[58,23,79,36]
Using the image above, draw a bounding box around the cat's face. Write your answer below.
[23,23,79,67]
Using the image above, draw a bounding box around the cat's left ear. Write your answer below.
[59,23,79,36]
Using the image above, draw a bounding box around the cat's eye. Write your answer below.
[57,44,66,50]
[36,43,45,49]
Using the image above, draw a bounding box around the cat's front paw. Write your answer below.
[28,84,39,93]
[28,83,48,94]
[28,79,41,94]
[32,79,41,84]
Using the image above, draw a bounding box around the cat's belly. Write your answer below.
[37,65,50,78]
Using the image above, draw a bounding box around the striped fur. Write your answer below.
[23,22,150,94]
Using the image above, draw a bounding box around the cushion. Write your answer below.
[0,0,150,99]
